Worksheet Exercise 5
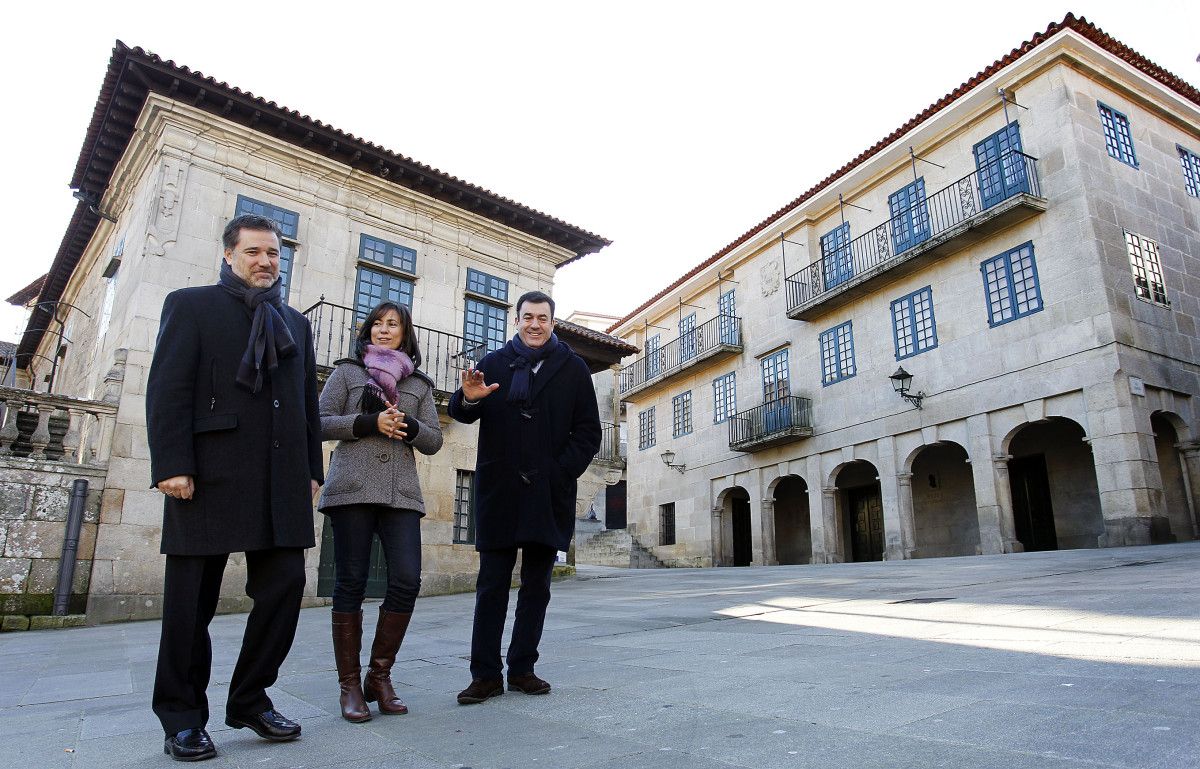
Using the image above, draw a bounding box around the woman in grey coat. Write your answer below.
[318,301,443,723]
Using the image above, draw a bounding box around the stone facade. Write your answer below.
[24,91,606,624]
[612,29,1200,568]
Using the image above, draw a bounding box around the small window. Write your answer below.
[360,234,416,275]
[718,289,737,345]
[819,321,856,386]
[891,286,938,360]
[761,349,790,401]
[889,178,930,254]
[1178,145,1200,197]
[1098,102,1138,168]
[672,391,693,437]
[235,195,299,301]
[466,268,509,302]
[981,241,1043,327]
[659,503,676,546]
[1124,231,1169,307]
[713,372,737,423]
[638,406,656,450]
[645,333,662,378]
[679,313,697,362]
[821,222,853,290]
[453,470,475,544]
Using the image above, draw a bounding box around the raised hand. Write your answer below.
[461,368,499,401]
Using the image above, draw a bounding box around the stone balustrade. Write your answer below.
[0,386,119,466]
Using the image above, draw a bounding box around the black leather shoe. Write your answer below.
[456,677,504,705]
[507,672,551,695]
[223,709,301,742]
[163,728,216,762]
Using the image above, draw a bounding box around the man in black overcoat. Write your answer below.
[449,290,601,704]
[146,214,323,762]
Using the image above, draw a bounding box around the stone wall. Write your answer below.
[0,459,105,621]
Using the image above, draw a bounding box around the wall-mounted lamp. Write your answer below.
[889,366,925,409]
[660,449,686,473]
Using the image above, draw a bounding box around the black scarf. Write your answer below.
[505,332,560,405]
[217,260,297,393]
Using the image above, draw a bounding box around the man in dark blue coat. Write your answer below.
[146,214,323,761]
[449,290,601,704]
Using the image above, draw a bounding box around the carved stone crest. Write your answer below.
[760,258,781,297]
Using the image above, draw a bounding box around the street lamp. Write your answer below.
[660,449,686,473]
[889,366,925,409]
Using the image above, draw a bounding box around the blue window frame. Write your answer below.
[638,406,656,450]
[821,222,853,290]
[819,321,856,386]
[679,313,697,362]
[235,195,298,301]
[672,391,693,438]
[466,268,509,301]
[718,289,737,345]
[355,266,414,329]
[981,241,1043,327]
[360,235,416,275]
[760,349,792,433]
[891,286,938,360]
[1179,145,1200,197]
[1098,102,1138,168]
[645,333,662,378]
[889,178,930,254]
[713,372,736,423]
[462,269,509,354]
[973,122,1028,210]
[1124,230,1169,306]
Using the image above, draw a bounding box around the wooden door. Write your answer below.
[1010,454,1058,551]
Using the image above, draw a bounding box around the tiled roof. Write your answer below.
[555,318,639,355]
[6,274,45,306]
[607,13,1200,334]
[0,341,16,360]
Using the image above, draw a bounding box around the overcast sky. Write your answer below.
[1,1,1197,346]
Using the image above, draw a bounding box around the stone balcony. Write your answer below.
[619,315,743,400]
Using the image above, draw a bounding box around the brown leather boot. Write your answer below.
[363,608,411,715]
[332,610,371,723]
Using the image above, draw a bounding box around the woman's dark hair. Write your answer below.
[355,302,422,369]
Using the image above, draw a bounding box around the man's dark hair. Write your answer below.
[515,290,555,319]
[355,301,422,369]
[222,214,284,251]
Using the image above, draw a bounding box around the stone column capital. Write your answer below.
[992,453,1013,467]
[896,472,914,485]
[1176,442,1200,457]
[822,487,837,498]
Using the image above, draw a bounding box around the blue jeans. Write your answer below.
[329,505,421,613]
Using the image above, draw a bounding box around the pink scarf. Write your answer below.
[363,345,414,406]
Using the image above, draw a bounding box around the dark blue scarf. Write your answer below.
[505,332,560,404]
[217,261,297,393]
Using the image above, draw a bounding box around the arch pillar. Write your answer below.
[990,453,1023,553]
[820,486,842,563]
[759,497,778,566]
[1179,442,1200,539]
[889,472,916,561]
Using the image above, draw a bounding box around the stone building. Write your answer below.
[1,42,632,626]
[609,15,1200,568]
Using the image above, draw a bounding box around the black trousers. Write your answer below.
[152,547,306,736]
[329,505,422,614]
[469,544,557,680]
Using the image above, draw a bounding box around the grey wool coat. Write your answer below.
[318,360,443,514]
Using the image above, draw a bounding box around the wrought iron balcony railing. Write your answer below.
[728,396,813,452]
[596,422,626,463]
[303,300,484,397]
[619,314,742,398]
[785,151,1044,319]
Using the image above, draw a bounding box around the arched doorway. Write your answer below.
[909,442,979,558]
[835,461,883,562]
[1007,418,1103,551]
[1152,412,1195,541]
[773,476,811,565]
[716,486,753,566]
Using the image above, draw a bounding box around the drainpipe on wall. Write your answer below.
[52,478,89,616]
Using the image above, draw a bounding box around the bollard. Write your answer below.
[52,478,89,616]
